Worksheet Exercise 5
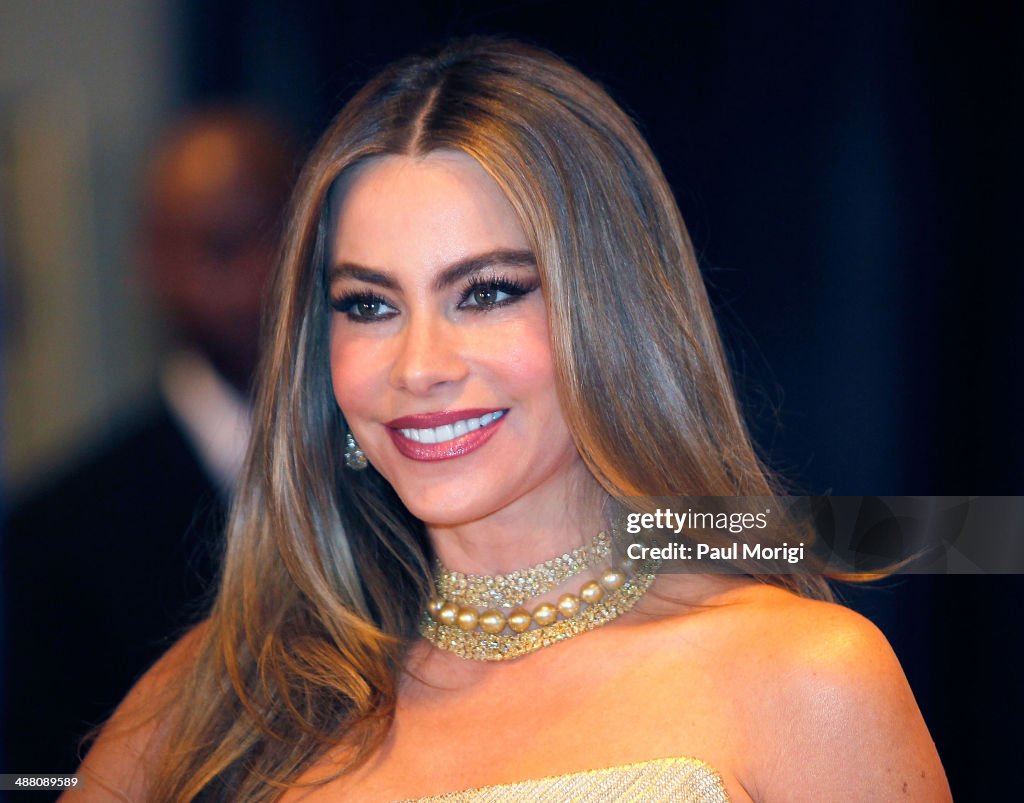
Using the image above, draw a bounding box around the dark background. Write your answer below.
[10,1,1024,798]
[164,0,1024,797]
[182,0,1023,495]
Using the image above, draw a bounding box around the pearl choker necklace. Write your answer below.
[420,533,658,661]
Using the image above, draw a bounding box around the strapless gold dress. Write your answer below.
[401,756,730,802]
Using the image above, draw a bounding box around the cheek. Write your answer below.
[328,324,376,418]
[504,339,555,390]
[488,325,561,413]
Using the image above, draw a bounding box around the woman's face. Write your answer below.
[328,151,587,529]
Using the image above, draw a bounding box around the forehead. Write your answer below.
[328,150,530,271]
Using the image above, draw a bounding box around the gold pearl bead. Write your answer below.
[600,569,626,591]
[507,608,532,633]
[439,601,460,626]
[557,593,581,618]
[580,580,604,604]
[532,602,558,627]
[456,607,479,631]
[427,597,445,618]
[479,610,506,634]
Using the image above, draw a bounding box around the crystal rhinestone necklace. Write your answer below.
[421,533,659,661]
[433,530,612,609]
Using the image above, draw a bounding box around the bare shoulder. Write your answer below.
[695,582,952,802]
[60,621,209,802]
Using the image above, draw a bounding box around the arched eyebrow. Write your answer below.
[329,249,536,291]
[329,264,398,290]
[431,249,536,291]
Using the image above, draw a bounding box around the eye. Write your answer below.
[458,277,536,310]
[330,292,398,322]
[467,283,508,307]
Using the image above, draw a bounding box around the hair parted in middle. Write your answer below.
[140,37,831,801]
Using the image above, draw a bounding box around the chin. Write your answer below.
[393,487,501,529]
[404,502,489,530]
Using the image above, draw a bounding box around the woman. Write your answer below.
[70,38,949,801]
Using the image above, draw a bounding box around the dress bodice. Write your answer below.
[399,756,730,802]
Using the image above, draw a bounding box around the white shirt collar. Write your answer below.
[160,349,252,491]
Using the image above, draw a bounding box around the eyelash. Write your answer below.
[329,291,394,323]
[457,273,537,310]
[329,273,538,323]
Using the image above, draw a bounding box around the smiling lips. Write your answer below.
[385,409,507,461]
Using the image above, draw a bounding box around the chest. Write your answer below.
[282,631,753,801]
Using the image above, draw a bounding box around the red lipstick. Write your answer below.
[385,408,499,429]
[385,409,507,462]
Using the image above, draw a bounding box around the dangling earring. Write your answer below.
[344,432,368,471]
[344,431,368,470]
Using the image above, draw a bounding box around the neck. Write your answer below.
[426,463,606,575]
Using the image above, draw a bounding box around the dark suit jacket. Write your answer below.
[2,403,225,778]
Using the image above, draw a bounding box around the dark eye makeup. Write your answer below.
[329,271,539,323]
[456,272,539,311]
[329,292,397,323]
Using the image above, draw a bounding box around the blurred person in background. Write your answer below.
[2,107,298,778]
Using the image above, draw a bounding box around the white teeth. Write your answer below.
[398,411,505,445]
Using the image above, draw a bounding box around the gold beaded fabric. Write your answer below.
[399,757,731,802]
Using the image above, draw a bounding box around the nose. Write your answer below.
[389,313,469,395]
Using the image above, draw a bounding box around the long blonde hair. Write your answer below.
[142,37,833,800]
